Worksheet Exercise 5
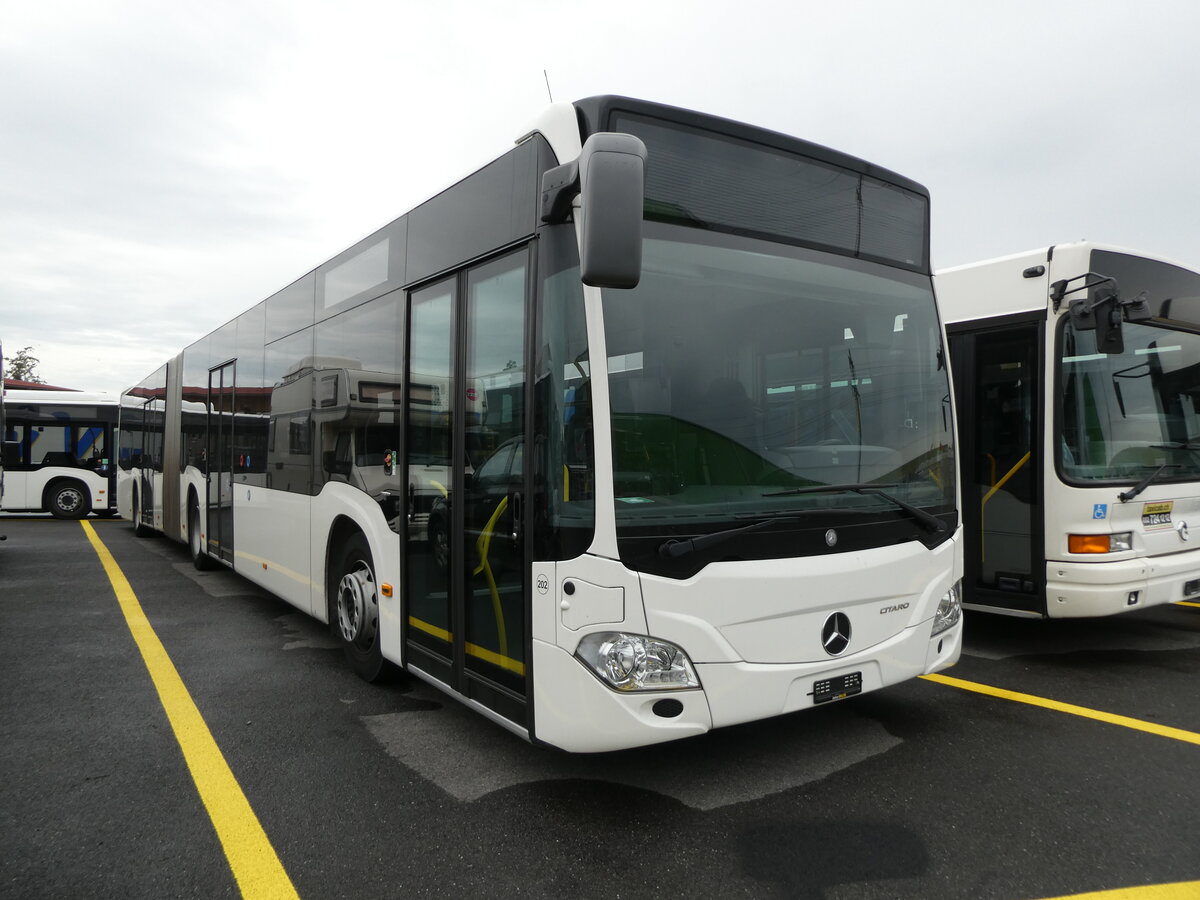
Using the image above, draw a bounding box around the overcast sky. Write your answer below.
[2,0,1198,394]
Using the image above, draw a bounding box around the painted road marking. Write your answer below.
[922,673,1200,746]
[81,520,299,899]
[1035,879,1200,898]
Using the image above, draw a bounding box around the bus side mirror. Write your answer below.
[578,133,646,289]
[541,133,647,290]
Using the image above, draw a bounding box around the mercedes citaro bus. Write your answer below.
[120,97,963,751]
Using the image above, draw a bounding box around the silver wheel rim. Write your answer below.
[337,561,378,647]
[57,488,83,514]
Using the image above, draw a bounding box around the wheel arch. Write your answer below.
[325,515,369,626]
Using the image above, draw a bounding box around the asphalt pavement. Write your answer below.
[2,514,1197,899]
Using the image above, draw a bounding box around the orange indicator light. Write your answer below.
[1068,534,1111,554]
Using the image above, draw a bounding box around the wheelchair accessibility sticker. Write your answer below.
[1092,504,1108,520]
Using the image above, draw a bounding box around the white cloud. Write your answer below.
[2,0,1198,392]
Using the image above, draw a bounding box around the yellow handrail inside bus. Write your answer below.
[473,495,510,657]
[980,451,1031,562]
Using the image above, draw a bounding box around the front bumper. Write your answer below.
[531,616,961,753]
[1045,547,1200,617]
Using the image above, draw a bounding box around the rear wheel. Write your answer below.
[132,490,153,538]
[332,533,387,681]
[189,502,215,570]
[48,481,90,520]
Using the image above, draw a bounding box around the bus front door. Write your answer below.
[206,361,236,564]
[403,251,530,729]
[950,321,1045,615]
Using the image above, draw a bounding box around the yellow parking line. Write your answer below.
[1034,879,1200,898]
[921,673,1200,746]
[81,521,299,899]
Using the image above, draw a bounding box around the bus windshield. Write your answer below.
[601,224,955,566]
[1059,319,1200,483]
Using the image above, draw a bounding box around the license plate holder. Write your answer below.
[812,671,863,705]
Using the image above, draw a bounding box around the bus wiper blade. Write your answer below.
[1118,463,1180,502]
[658,517,802,560]
[1150,442,1200,451]
[763,483,946,534]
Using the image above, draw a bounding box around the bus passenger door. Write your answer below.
[207,361,236,564]
[949,321,1044,614]
[403,250,530,728]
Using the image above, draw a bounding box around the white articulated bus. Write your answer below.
[1,388,119,519]
[119,96,962,752]
[937,241,1200,618]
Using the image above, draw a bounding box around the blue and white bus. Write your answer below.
[1,388,119,519]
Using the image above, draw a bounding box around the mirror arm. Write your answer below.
[540,160,580,224]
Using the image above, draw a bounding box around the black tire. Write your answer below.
[47,481,90,520]
[428,515,450,572]
[132,490,153,538]
[188,502,215,570]
[331,533,387,682]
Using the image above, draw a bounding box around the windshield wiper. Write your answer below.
[1118,464,1180,502]
[1150,442,1200,451]
[658,516,803,560]
[762,483,947,534]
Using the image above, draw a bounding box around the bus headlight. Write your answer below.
[575,633,701,691]
[931,581,962,636]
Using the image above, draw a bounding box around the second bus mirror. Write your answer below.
[578,133,647,290]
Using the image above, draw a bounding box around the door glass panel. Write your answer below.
[462,254,527,692]
[406,280,456,666]
[207,361,236,562]
[971,330,1037,596]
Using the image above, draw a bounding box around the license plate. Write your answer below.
[813,671,863,704]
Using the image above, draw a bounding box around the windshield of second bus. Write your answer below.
[600,226,956,533]
[1060,319,1200,483]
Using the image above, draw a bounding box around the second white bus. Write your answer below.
[938,241,1200,617]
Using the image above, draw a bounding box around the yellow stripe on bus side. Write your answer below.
[406,616,527,676]
[1176,600,1200,609]
[81,521,299,900]
[922,673,1200,746]
[1034,880,1200,899]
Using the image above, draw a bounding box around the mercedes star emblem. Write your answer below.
[822,612,851,656]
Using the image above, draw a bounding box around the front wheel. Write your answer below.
[331,533,387,682]
[48,481,90,520]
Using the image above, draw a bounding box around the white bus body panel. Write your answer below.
[13,467,113,513]
[1044,483,1200,616]
[230,484,317,614]
[224,482,403,660]
[532,535,963,753]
